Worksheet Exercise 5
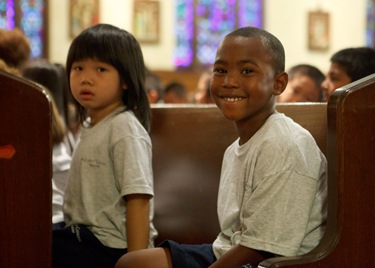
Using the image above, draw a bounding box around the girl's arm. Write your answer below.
[125,194,151,252]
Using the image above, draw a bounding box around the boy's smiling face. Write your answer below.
[210,35,286,125]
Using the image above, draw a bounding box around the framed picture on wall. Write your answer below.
[69,0,100,38]
[308,11,330,51]
[133,0,160,44]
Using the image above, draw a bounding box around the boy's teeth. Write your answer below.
[224,97,242,102]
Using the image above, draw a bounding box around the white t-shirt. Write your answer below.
[52,142,72,224]
[64,108,157,248]
[213,112,327,258]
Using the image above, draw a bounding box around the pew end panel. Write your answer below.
[259,74,375,267]
[0,70,52,268]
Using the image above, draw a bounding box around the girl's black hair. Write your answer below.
[66,23,151,132]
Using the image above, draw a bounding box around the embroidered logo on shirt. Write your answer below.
[81,157,106,168]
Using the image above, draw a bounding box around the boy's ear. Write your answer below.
[273,72,288,96]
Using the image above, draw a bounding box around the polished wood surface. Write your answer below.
[259,74,375,267]
[151,102,327,246]
[0,71,52,267]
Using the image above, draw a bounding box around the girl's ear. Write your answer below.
[122,83,128,90]
[273,71,288,96]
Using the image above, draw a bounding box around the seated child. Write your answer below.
[321,47,375,101]
[52,24,157,268]
[277,64,325,102]
[115,26,327,268]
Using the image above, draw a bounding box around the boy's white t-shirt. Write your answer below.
[213,112,327,258]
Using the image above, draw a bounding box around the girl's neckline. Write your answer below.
[83,106,127,129]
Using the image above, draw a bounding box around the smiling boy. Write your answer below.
[115,26,327,268]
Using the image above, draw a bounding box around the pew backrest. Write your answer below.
[0,70,52,268]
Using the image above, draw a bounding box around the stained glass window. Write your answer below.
[366,0,375,47]
[0,0,45,58]
[174,0,263,68]
[175,0,194,66]
[0,0,15,29]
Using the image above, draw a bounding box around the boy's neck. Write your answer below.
[236,109,277,145]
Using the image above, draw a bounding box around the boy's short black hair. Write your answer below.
[331,47,375,81]
[226,27,285,74]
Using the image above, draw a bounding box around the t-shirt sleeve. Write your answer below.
[113,130,154,198]
[239,170,318,256]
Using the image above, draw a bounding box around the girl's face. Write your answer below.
[321,62,351,101]
[211,36,285,124]
[70,58,125,125]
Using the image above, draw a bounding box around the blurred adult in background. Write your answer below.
[22,59,78,153]
[321,47,375,101]
[21,60,73,229]
[23,59,67,122]
[0,28,30,70]
[145,68,164,103]
[163,81,188,103]
[0,59,21,76]
[194,68,214,104]
[277,64,325,103]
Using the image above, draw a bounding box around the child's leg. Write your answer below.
[53,225,125,268]
[115,247,172,268]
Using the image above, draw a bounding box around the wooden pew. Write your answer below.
[151,102,327,246]
[0,71,52,267]
[259,74,375,267]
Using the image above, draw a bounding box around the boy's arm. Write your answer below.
[209,244,271,268]
[125,194,151,252]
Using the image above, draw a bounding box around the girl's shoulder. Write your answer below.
[111,110,137,125]
[110,110,149,137]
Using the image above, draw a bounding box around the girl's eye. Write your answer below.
[97,67,107,72]
[73,66,82,71]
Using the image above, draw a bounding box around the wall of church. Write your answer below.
[48,0,367,73]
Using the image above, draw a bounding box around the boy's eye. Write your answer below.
[213,68,226,74]
[242,68,254,74]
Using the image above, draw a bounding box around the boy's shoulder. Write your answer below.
[257,112,317,145]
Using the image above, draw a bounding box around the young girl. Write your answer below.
[52,24,157,268]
